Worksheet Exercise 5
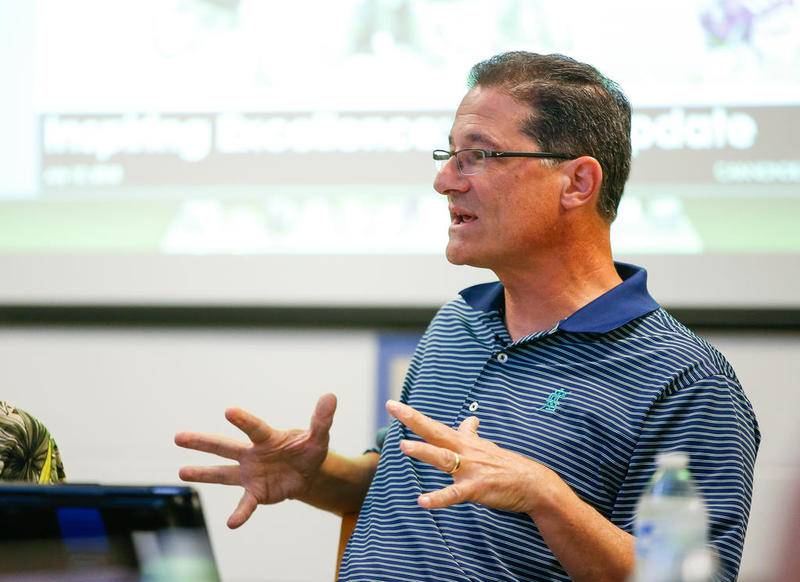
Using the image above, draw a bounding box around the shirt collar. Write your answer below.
[458,262,660,334]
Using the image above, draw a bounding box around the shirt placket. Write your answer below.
[455,312,559,424]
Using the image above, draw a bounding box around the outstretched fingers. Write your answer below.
[225,407,275,444]
[228,489,259,529]
[308,393,337,444]
[418,483,470,509]
[386,400,459,449]
[458,416,480,435]
[178,464,240,486]
[174,432,245,461]
[400,439,459,475]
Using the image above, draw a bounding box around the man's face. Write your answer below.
[434,86,566,271]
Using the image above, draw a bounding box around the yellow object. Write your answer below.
[38,439,54,484]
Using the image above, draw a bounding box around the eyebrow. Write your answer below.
[448,132,502,150]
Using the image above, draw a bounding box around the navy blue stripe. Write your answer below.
[340,270,759,582]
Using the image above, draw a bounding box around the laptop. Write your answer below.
[0,484,221,582]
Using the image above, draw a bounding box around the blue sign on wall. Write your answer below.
[375,333,422,433]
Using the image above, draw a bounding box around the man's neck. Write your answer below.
[497,250,622,342]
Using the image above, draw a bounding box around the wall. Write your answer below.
[1,326,796,581]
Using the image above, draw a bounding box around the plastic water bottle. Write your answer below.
[633,452,713,582]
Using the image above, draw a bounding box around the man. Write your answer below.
[176,52,759,581]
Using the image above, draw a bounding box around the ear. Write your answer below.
[560,156,603,211]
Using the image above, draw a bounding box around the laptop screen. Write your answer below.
[0,484,220,582]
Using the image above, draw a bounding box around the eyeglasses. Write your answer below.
[433,148,577,176]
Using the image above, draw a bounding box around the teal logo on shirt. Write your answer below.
[539,388,568,413]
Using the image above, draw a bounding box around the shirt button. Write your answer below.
[497,352,508,363]
[468,401,479,412]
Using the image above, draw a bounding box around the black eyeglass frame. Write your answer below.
[433,148,578,175]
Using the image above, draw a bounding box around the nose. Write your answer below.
[433,157,470,196]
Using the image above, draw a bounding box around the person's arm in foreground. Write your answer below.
[175,393,378,528]
[386,399,633,582]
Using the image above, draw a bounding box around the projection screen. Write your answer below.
[2,0,799,308]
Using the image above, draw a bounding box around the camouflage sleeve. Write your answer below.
[0,401,66,483]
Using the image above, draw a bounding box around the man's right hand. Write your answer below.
[174,393,337,529]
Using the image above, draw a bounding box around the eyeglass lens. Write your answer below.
[457,150,484,175]
[433,150,485,175]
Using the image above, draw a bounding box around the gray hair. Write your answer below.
[467,52,632,222]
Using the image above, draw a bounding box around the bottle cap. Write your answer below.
[656,451,689,469]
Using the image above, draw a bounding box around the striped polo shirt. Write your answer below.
[339,263,760,581]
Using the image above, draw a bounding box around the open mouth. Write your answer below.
[452,212,478,225]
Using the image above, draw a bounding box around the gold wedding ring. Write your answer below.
[446,452,461,475]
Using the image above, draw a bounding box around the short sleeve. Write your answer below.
[611,375,760,581]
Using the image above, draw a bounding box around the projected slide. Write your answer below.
[1,0,799,259]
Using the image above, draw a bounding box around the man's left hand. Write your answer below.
[386,399,557,515]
